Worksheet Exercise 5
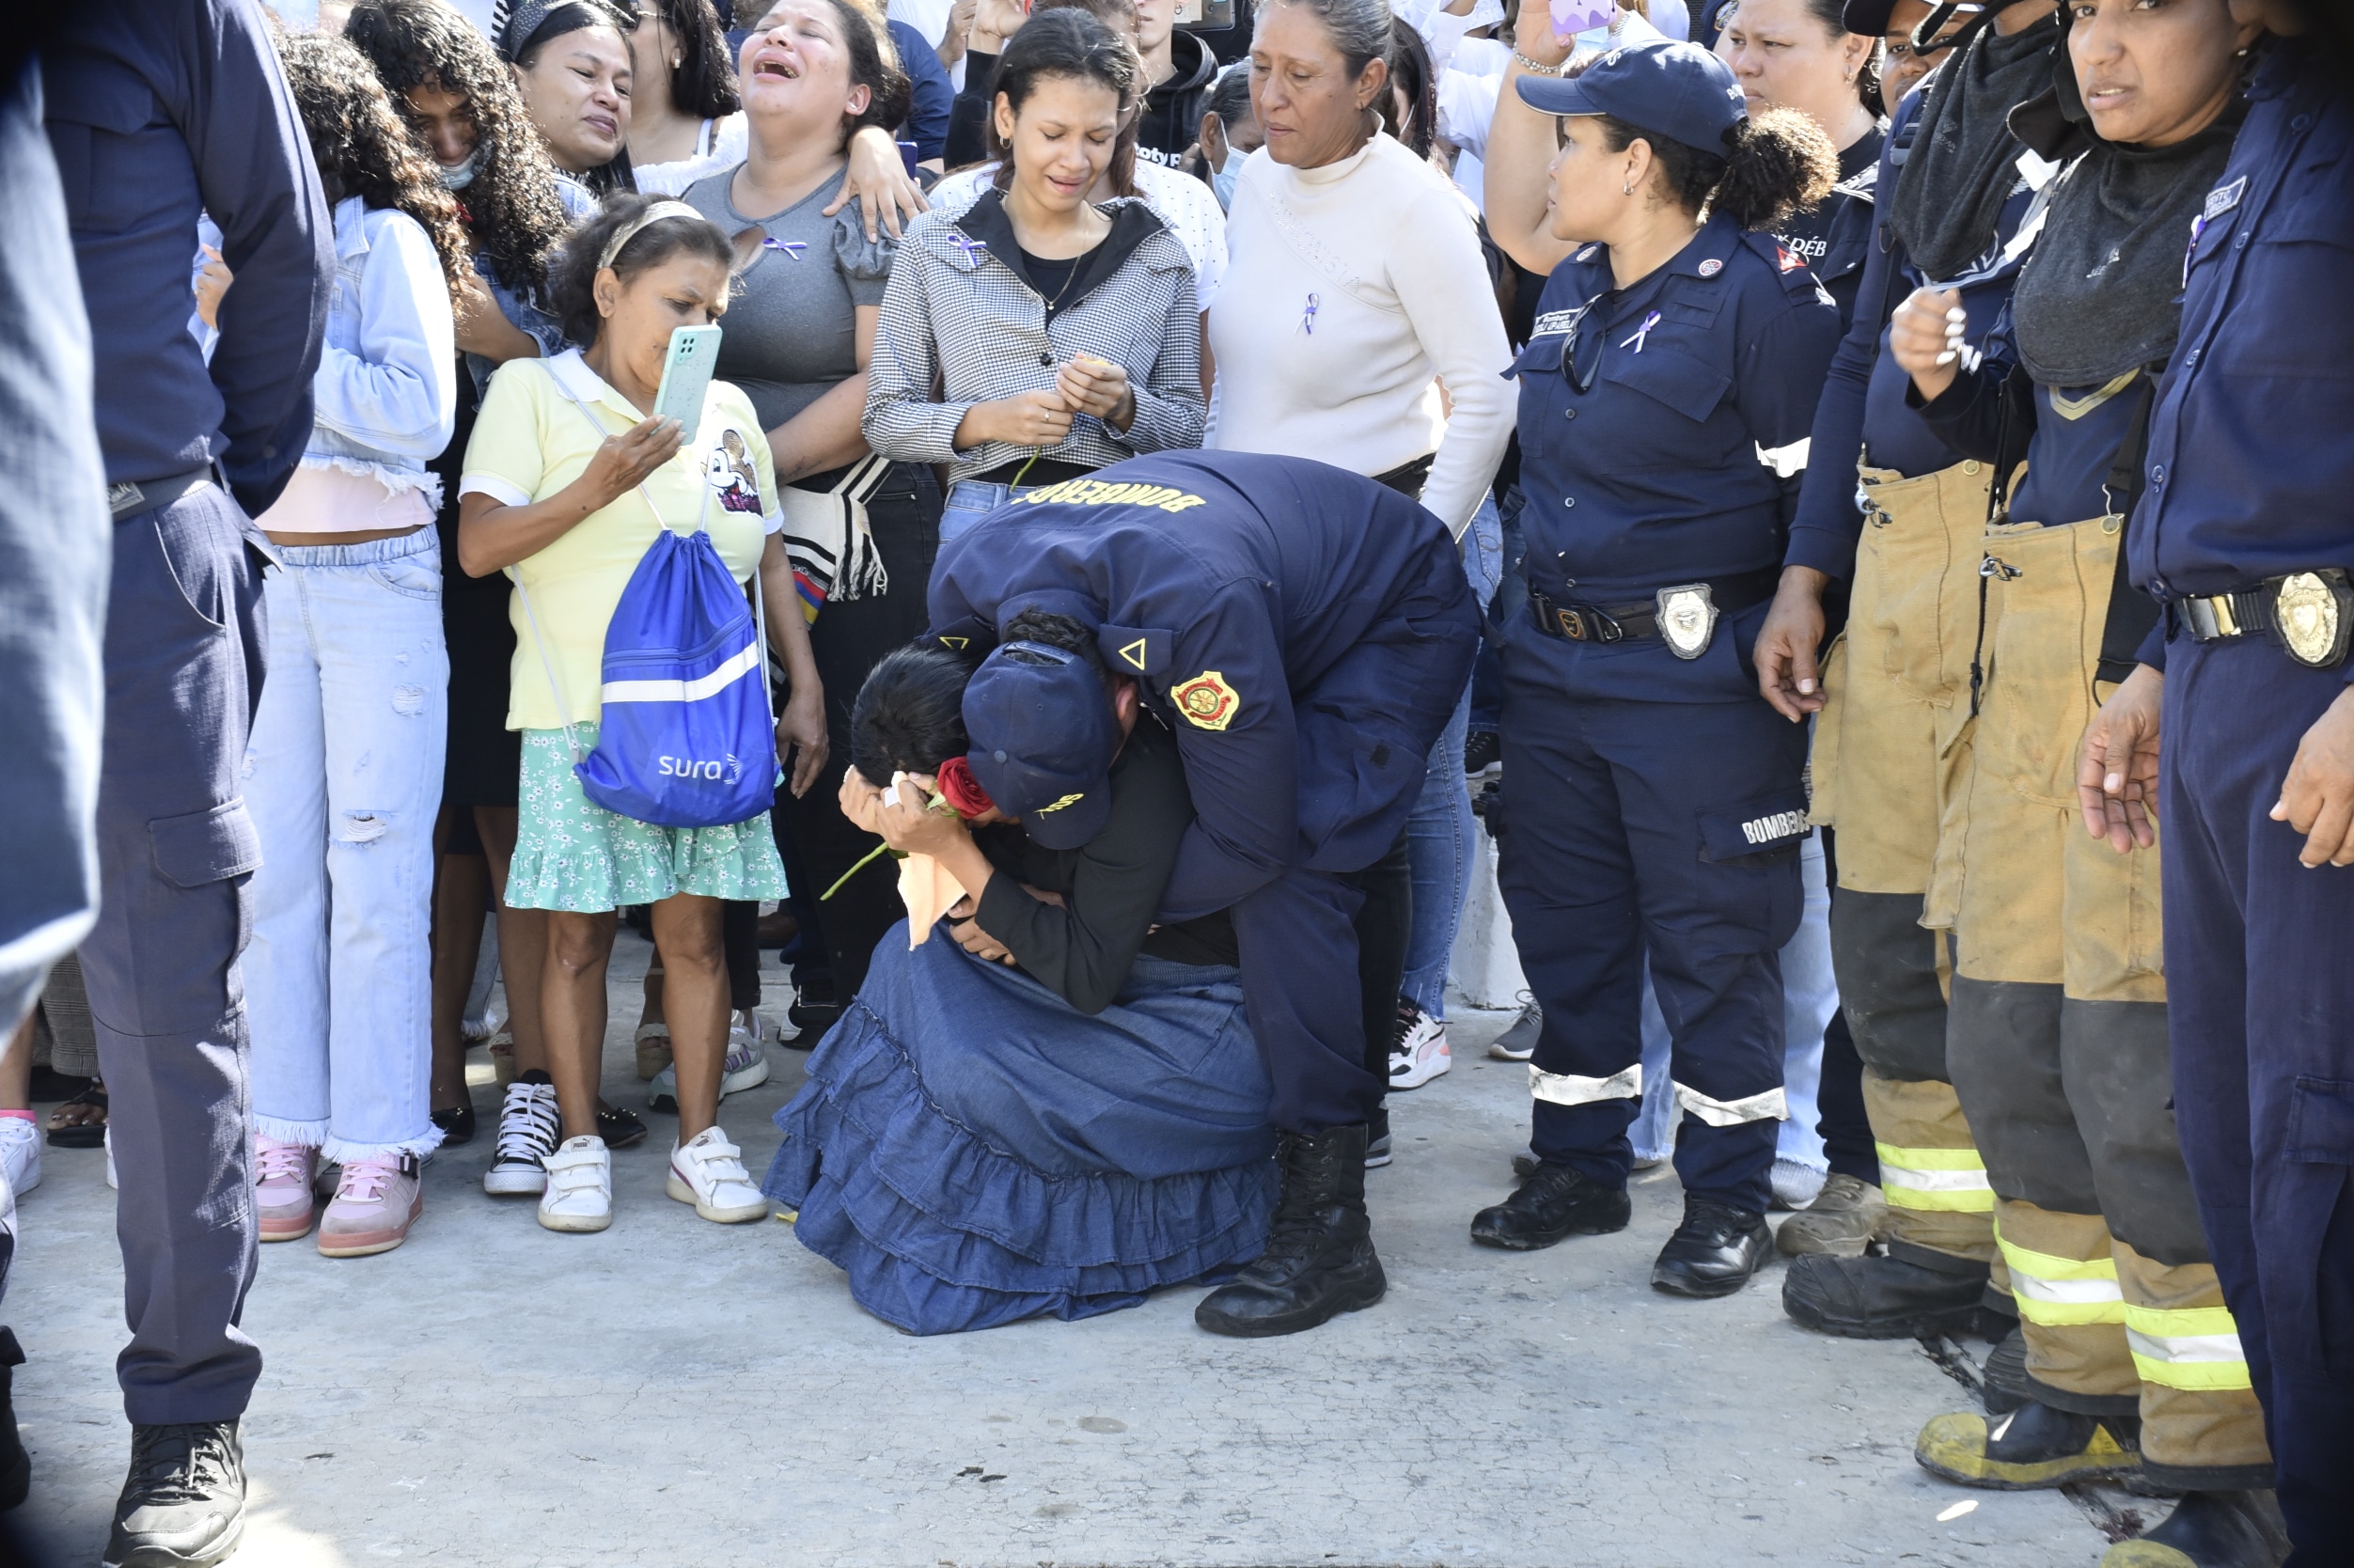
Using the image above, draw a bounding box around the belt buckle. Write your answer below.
[1555,607,1587,641]
[2273,571,2354,668]
[2183,597,2223,641]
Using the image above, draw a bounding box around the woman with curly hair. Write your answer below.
[240,31,469,1261]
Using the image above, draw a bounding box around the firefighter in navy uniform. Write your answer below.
[2076,8,2353,1563]
[926,450,1479,1338]
[1471,40,1844,1297]
[1754,0,2060,1328]
[1881,0,2277,1543]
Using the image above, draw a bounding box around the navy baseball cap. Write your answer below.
[962,642,1120,852]
[1514,39,1748,152]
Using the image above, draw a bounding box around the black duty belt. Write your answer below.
[2174,568,2354,670]
[108,466,216,522]
[1528,567,1781,660]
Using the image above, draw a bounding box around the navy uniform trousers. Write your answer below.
[1499,610,1809,1213]
[2159,633,2354,1555]
[83,484,268,1424]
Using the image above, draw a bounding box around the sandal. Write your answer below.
[47,1085,107,1149]
[431,1104,477,1144]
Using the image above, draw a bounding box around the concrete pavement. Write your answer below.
[4,930,2129,1566]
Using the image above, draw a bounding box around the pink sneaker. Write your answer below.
[254,1135,319,1243]
[316,1154,423,1258]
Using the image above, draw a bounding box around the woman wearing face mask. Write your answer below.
[1467,39,1844,1300]
[1199,61,1262,211]
[350,0,604,1181]
[458,196,826,1235]
[501,0,641,197]
[1716,0,1888,326]
[1885,0,2279,1529]
[863,8,1206,542]
[241,33,470,1259]
[675,0,937,1044]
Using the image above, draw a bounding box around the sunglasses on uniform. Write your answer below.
[1554,290,1612,393]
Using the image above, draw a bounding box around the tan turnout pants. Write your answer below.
[1933,510,2270,1483]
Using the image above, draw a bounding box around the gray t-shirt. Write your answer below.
[679,165,895,436]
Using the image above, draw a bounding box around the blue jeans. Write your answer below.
[1400,497,1502,1020]
[1631,833,1838,1169]
[243,528,448,1161]
[939,478,1044,546]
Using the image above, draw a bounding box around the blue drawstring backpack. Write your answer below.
[514,366,777,829]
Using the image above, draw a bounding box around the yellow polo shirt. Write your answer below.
[462,350,777,731]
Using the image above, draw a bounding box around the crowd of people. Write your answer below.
[0,0,2347,1563]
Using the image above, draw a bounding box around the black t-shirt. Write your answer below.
[972,714,1239,1015]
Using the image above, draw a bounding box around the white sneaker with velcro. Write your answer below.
[666,1127,768,1223]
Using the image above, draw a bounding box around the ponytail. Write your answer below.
[1597,104,1836,231]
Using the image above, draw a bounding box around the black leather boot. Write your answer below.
[1469,1161,1631,1249]
[1196,1125,1386,1338]
[1781,1244,1991,1339]
[0,1328,25,1512]
[2098,1490,2290,1568]
[104,1419,246,1568]
[1651,1196,1773,1297]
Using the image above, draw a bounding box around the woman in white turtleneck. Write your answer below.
[1207,0,1511,541]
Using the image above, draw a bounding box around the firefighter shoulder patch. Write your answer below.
[1170,670,1240,731]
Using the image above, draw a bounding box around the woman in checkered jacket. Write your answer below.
[860,8,1207,543]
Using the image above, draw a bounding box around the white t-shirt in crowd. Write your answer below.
[634,115,749,197]
[1205,133,1513,539]
[927,160,1229,309]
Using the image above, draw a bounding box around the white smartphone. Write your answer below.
[652,324,722,429]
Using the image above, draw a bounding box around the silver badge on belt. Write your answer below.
[1656,584,1718,661]
[2276,572,2347,668]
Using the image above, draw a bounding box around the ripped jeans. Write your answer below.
[243,528,448,1162]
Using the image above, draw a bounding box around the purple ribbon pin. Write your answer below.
[1620,310,1661,353]
[2183,213,2207,288]
[951,234,989,265]
[761,238,807,259]
[1301,292,1320,336]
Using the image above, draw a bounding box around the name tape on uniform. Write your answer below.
[1013,478,1207,513]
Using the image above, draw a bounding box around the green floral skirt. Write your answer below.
[508,723,786,913]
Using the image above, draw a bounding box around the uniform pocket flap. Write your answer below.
[149,800,262,889]
[1698,791,1813,864]
[2284,1075,2354,1164]
[1600,344,1731,424]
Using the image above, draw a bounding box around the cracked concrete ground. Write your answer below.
[3,931,2113,1567]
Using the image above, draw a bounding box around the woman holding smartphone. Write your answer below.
[458,196,828,1234]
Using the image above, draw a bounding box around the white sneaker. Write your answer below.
[666,1126,767,1223]
[647,1028,771,1112]
[1770,1156,1828,1211]
[486,1077,561,1196]
[0,1119,39,1203]
[538,1136,612,1232]
[1388,998,1452,1090]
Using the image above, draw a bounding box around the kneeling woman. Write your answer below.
[765,618,1277,1334]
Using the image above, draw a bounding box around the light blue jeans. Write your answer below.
[1401,498,1503,1020]
[1631,832,1838,1169]
[938,478,1045,547]
[243,529,448,1162]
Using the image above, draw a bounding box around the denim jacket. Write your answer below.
[306,195,457,506]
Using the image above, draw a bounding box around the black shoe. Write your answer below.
[1781,1248,1989,1339]
[1365,1106,1391,1168]
[1916,1399,2141,1490]
[787,988,841,1040]
[595,1103,649,1149]
[0,1329,26,1512]
[1469,1161,1631,1250]
[1651,1197,1772,1297]
[2100,1490,2290,1568]
[1463,728,1501,780]
[429,1104,476,1145]
[104,1419,245,1568]
[1196,1125,1386,1338]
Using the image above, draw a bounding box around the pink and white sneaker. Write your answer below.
[254,1134,318,1243]
[1388,998,1452,1090]
[316,1155,423,1258]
